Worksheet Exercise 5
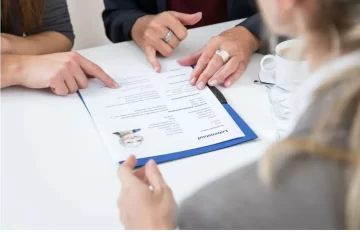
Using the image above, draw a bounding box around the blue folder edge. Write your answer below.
[133,104,257,167]
[77,94,258,168]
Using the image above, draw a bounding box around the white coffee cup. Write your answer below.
[260,39,309,91]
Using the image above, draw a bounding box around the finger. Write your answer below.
[156,25,180,50]
[51,81,68,96]
[145,160,167,192]
[64,75,79,94]
[68,60,88,89]
[134,167,150,185]
[61,67,78,94]
[118,155,141,187]
[170,11,202,26]
[166,32,180,50]
[177,48,203,66]
[177,49,204,85]
[191,42,219,82]
[209,56,241,86]
[144,46,161,72]
[224,62,247,88]
[195,54,224,90]
[49,74,69,96]
[152,38,173,58]
[161,13,188,41]
[122,155,137,169]
[75,52,119,88]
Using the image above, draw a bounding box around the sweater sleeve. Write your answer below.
[236,13,262,40]
[31,0,75,46]
[177,157,345,230]
[102,0,147,43]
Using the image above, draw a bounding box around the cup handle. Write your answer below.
[260,55,276,72]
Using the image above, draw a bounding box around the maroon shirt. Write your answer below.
[167,0,228,28]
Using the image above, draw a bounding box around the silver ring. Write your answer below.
[215,50,230,63]
[163,29,174,43]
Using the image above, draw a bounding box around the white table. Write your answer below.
[1,20,276,229]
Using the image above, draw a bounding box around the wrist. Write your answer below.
[16,55,34,86]
[1,54,28,88]
[143,217,175,230]
[1,36,13,54]
[234,26,260,52]
[148,222,175,230]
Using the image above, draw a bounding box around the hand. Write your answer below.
[1,35,12,54]
[117,155,176,230]
[18,51,119,95]
[178,26,260,89]
[131,11,202,72]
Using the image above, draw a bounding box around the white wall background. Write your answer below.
[66,0,112,50]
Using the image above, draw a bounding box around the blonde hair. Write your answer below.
[259,0,360,229]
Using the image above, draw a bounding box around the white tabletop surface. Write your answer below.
[1,20,276,229]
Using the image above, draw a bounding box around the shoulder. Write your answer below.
[292,66,360,143]
[178,156,346,229]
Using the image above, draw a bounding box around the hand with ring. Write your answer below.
[131,11,202,72]
[178,26,260,90]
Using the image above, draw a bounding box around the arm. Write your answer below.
[102,0,148,43]
[235,0,262,41]
[1,54,24,88]
[177,158,344,229]
[2,0,74,55]
[237,14,262,42]
[1,53,118,93]
[1,32,72,55]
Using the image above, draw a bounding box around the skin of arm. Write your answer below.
[1,54,24,88]
[1,31,72,55]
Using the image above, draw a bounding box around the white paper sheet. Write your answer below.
[79,62,244,162]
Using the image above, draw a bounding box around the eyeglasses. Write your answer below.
[254,72,275,89]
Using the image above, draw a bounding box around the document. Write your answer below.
[79,62,244,162]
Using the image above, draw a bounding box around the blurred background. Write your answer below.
[67,0,111,50]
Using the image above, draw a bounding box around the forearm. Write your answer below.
[1,54,25,88]
[237,14,262,42]
[235,26,260,53]
[1,32,72,55]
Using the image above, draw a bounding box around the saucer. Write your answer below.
[258,69,275,85]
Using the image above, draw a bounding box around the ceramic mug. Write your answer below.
[260,39,309,91]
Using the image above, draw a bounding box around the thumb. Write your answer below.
[171,11,202,26]
[144,46,161,73]
[145,160,167,191]
[118,155,139,186]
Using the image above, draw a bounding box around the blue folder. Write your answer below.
[78,86,257,168]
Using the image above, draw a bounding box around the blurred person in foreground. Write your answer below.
[117,0,360,229]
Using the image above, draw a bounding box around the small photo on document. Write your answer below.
[113,129,144,148]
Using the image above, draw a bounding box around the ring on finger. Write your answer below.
[215,49,230,63]
[163,29,174,43]
[166,33,180,49]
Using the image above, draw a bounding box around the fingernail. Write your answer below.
[113,81,120,88]
[225,81,232,88]
[197,81,205,90]
[209,79,218,86]
[190,77,197,85]
[154,66,160,73]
